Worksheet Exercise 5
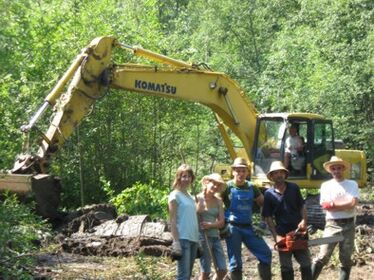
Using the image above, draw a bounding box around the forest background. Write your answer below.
[0,0,373,211]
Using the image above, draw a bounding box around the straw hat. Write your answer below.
[231,157,249,169]
[266,161,289,181]
[201,173,226,191]
[323,156,350,173]
[202,173,225,185]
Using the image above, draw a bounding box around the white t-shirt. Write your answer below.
[285,136,303,156]
[320,179,359,220]
[168,190,199,242]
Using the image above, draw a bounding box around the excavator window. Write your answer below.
[310,121,335,179]
[254,118,310,178]
[253,118,286,176]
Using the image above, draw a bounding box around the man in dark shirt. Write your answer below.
[262,161,312,280]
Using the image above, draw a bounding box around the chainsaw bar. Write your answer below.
[308,235,344,247]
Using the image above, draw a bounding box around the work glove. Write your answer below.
[170,240,182,261]
[321,201,334,210]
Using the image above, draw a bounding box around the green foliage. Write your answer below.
[135,252,163,280]
[109,181,169,219]
[0,193,51,279]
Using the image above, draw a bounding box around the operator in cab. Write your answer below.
[221,157,272,280]
[262,161,312,280]
[284,124,305,174]
[311,156,359,280]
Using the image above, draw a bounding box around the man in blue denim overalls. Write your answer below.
[222,157,272,280]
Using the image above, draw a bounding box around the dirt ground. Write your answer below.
[33,194,374,280]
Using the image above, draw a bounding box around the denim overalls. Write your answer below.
[224,181,272,272]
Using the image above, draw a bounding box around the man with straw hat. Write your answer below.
[221,157,272,280]
[311,156,359,280]
[262,161,312,280]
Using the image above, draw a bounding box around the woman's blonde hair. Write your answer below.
[172,164,195,189]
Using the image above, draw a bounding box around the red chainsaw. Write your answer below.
[274,228,344,252]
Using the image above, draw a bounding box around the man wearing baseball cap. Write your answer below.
[311,156,359,280]
[221,157,272,280]
[262,161,312,280]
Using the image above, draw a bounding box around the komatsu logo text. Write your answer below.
[135,80,177,95]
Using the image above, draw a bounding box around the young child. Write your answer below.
[196,173,227,280]
[168,164,200,280]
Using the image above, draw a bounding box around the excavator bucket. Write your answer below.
[0,173,32,193]
[0,173,61,219]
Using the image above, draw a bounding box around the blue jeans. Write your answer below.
[225,224,272,272]
[199,236,227,273]
[177,239,198,280]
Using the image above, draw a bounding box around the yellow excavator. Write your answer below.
[0,36,367,219]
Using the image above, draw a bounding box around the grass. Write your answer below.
[36,253,178,280]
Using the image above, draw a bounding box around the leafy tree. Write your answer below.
[109,181,169,219]
[257,0,374,170]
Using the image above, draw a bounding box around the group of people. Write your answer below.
[168,156,359,280]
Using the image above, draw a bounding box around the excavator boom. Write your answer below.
[1,36,258,218]
[12,36,258,175]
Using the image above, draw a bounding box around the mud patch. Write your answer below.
[61,236,171,257]
[56,204,117,236]
[55,206,172,258]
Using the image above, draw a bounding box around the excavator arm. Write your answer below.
[13,36,258,175]
[1,36,258,219]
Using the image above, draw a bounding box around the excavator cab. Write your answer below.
[252,113,332,179]
[251,113,367,188]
